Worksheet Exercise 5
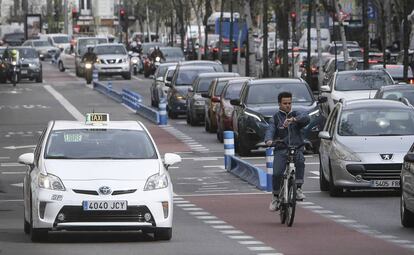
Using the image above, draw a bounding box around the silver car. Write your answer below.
[319,99,414,196]
[94,43,131,80]
[22,39,60,60]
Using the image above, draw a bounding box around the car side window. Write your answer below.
[34,128,47,167]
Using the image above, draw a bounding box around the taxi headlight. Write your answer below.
[144,173,168,191]
[333,142,361,162]
[38,173,66,191]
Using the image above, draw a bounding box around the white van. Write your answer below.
[39,33,70,51]
[299,28,331,52]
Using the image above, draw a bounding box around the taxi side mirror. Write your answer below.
[164,153,181,169]
[18,153,34,165]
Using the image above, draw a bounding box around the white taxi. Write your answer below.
[19,113,181,242]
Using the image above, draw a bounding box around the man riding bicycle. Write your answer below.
[265,92,310,211]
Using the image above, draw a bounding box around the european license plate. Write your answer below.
[82,200,127,211]
[21,70,27,74]
[370,180,400,188]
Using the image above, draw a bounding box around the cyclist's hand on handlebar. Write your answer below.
[283,117,296,127]
[265,140,273,147]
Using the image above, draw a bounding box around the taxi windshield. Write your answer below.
[44,129,157,159]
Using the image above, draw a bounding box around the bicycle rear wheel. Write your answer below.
[286,177,297,227]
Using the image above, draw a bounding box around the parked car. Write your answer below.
[177,60,225,72]
[75,36,108,77]
[203,76,243,133]
[39,33,71,51]
[166,65,216,118]
[187,72,239,125]
[94,43,131,80]
[216,78,252,142]
[320,70,395,115]
[150,62,177,107]
[401,143,414,227]
[231,78,327,155]
[22,39,60,60]
[319,99,414,196]
[57,46,76,72]
[370,64,414,84]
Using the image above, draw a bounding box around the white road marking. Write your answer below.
[182,207,203,211]
[2,172,25,175]
[11,183,23,187]
[0,157,10,160]
[189,212,210,215]
[0,163,22,167]
[196,216,218,220]
[221,230,244,234]
[44,85,84,121]
[248,247,274,251]
[228,235,254,240]
[212,225,234,229]
[238,240,265,245]
[175,203,196,207]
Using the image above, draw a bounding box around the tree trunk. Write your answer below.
[402,0,410,81]
[333,0,349,70]
[362,0,369,70]
[229,0,234,71]
[203,0,213,60]
[306,0,313,82]
[244,0,256,77]
[218,0,224,61]
[316,0,324,90]
[190,0,203,60]
[262,0,269,77]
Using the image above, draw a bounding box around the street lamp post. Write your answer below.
[290,11,296,78]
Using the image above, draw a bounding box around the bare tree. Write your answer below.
[190,0,204,60]
[244,0,256,77]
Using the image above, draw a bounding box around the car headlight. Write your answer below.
[245,111,262,122]
[175,93,184,100]
[309,109,320,117]
[224,107,233,117]
[333,142,361,162]
[194,100,205,106]
[96,58,101,64]
[11,61,17,65]
[29,63,39,68]
[38,173,66,191]
[144,173,168,191]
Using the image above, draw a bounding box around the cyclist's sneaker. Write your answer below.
[269,196,279,211]
[296,188,305,200]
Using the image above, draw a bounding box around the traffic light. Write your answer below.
[120,8,126,22]
[290,11,296,21]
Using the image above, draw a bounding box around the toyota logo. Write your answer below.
[98,186,112,195]
[380,154,393,160]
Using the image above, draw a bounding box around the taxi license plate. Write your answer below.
[370,180,400,188]
[82,200,127,211]
[21,70,27,74]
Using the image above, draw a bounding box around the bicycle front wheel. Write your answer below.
[286,177,297,227]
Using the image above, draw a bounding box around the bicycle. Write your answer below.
[269,126,305,227]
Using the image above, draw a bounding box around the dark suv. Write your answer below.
[166,65,215,118]
[231,78,326,156]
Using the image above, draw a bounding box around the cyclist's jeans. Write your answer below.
[272,149,305,194]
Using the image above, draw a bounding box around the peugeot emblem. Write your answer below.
[380,154,393,160]
[98,186,112,195]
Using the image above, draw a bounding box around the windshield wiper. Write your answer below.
[46,155,76,159]
[377,133,407,136]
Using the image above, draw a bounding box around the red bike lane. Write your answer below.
[185,194,413,255]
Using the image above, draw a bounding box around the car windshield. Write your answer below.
[161,48,184,58]
[94,45,126,55]
[335,72,393,91]
[196,78,215,92]
[339,108,414,136]
[17,48,38,58]
[382,90,414,104]
[142,43,164,54]
[246,83,313,105]
[45,129,157,159]
[224,82,244,99]
[215,80,229,96]
[33,41,52,47]
[78,38,108,54]
[176,68,214,86]
[52,36,69,43]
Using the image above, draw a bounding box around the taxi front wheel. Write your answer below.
[154,227,172,241]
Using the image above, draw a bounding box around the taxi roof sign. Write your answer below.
[85,113,109,125]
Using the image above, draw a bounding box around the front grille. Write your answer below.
[112,189,137,195]
[347,164,402,180]
[73,189,99,195]
[106,59,116,64]
[54,205,155,224]
[21,64,29,67]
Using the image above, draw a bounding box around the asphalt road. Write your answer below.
[0,62,413,255]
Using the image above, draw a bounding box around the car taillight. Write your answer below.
[275,57,280,65]
[213,48,219,53]
[410,79,414,85]
[311,67,318,73]
[233,47,238,53]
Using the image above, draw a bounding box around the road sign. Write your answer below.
[367,2,377,19]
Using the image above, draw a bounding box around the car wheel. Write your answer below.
[238,135,251,156]
[30,196,47,242]
[154,227,172,241]
[168,110,177,119]
[319,156,329,192]
[58,61,65,72]
[329,160,343,197]
[24,218,30,234]
[123,72,131,80]
[401,190,414,227]
[35,72,43,83]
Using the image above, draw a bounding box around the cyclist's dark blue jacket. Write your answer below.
[264,110,310,150]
